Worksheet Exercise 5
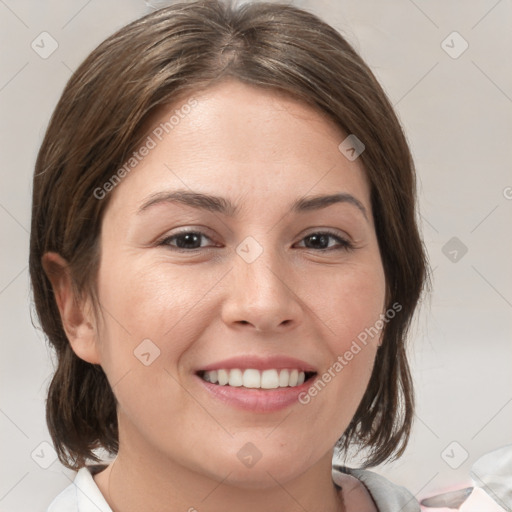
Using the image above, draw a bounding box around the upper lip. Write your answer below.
[197,355,318,373]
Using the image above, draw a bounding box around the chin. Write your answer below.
[219,465,302,491]
[202,447,313,491]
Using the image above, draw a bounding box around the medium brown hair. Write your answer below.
[30,0,429,470]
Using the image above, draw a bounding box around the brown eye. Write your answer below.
[160,231,214,250]
[297,232,354,251]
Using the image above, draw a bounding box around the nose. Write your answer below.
[220,241,303,333]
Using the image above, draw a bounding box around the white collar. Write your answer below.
[47,466,112,512]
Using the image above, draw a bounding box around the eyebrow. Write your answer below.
[137,190,368,221]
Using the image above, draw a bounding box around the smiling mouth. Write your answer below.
[197,368,317,389]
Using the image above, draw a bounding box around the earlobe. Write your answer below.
[42,252,101,365]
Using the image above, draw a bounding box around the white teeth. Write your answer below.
[261,369,279,389]
[243,369,261,388]
[217,369,229,386]
[201,368,308,389]
[203,369,217,383]
[228,369,243,387]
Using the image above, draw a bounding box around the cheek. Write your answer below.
[316,260,386,347]
[91,259,205,435]
[310,260,385,401]
[92,255,212,381]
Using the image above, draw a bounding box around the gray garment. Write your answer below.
[334,464,421,512]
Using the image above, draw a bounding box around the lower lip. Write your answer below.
[196,374,317,412]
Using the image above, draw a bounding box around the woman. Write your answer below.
[30,1,429,510]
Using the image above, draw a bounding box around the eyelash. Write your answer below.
[158,230,355,252]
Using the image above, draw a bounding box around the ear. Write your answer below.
[42,251,101,365]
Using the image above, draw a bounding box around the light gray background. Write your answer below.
[1,0,511,510]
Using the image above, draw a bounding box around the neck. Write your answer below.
[94,423,344,512]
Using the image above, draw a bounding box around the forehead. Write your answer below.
[105,79,371,218]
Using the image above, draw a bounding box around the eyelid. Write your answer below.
[300,227,351,240]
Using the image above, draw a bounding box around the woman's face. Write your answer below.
[91,78,386,487]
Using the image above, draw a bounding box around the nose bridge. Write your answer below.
[235,234,288,299]
[223,233,300,330]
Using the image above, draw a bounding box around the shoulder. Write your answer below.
[47,466,112,512]
[332,464,421,512]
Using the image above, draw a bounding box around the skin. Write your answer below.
[44,78,385,512]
